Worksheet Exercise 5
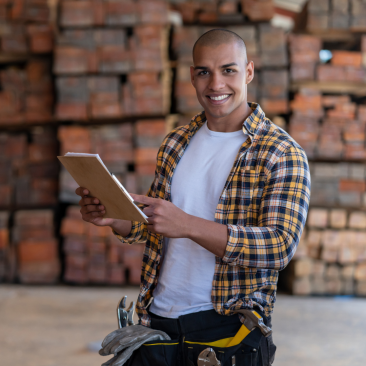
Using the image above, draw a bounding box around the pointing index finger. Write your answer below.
[130,194,157,206]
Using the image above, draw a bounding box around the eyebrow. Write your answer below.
[194,62,238,70]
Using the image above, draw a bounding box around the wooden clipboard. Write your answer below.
[58,156,148,223]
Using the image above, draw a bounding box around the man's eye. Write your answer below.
[224,68,234,73]
[198,70,208,76]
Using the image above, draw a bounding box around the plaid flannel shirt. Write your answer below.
[114,103,311,327]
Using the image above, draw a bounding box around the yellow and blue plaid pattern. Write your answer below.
[114,103,311,327]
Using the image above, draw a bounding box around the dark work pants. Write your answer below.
[125,309,276,366]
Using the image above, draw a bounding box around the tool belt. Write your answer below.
[122,309,272,366]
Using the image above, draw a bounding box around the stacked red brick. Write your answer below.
[317,50,366,84]
[173,24,288,119]
[289,34,366,160]
[307,0,366,31]
[14,210,60,284]
[55,0,171,120]
[61,206,144,285]
[58,123,137,202]
[0,212,10,282]
[0,0,53,54]
[0,129,58,207]
[310,162,366,208]
[0,0,54,125]
[0,59,53,125]
[134,119,167,193]
[289,34,321,81]
[58,119,167,200]
[170,0,274,24]
[286,208,366,296]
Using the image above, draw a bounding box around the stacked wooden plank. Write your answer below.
[170,0,274,23]
[14,209,60,284]
[285,207,366,296]
[307,0,366,31]
[55,0,171,121]
[61,206,144,285]
[0,59,53,125]
[172,24,288,117]
[0,0,53,54]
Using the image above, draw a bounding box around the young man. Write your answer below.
[77,29,311,365]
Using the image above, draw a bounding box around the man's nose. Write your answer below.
[208,72,225,90]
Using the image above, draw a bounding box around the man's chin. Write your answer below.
[204,108,232,120]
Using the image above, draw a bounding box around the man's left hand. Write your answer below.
[130,194,191,238]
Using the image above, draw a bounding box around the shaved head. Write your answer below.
[193,29,247,64]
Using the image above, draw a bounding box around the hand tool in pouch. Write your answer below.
[117,296,135,328]
[99,295,171,366]
[232,309,272,337]
[197,348,221,366]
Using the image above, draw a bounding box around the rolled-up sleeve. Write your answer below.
[112,221,148,244]
[222,145,311,270]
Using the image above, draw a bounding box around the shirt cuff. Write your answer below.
[222,224,243,264]
[111,221,141,244]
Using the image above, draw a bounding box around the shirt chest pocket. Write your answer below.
[223,167,261,226]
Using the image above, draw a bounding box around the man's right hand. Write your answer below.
[76,187,133,236]
[76,187,115,227]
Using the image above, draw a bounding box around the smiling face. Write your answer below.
[190,42,254,130]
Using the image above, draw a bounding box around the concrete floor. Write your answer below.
[1,285,365,366]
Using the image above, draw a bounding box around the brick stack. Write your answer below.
[285,207,366,296]
[58,120,166,201]
[317,50,365,84]
[18,127,59,206]
[0,59,54,125]
[289,34,366,85]
[58,123,138,202]
[307,0,366,31]
[14,209,60,284]
[310,162,366,208]
[170,0,274,23]
[0,212,9,282]
[287,25,366,297]
[55,0,171,121]
[61,206,144,285]
[289,34,366,160]
[173,24,288,117]
[290,33,366,85]
[0,0,53,54]
[0,129,58,207]
[135,119,166,193]
[289,34,322,81]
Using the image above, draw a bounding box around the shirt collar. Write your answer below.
[189,102,265,137]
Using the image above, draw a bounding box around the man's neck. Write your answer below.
[205,102,253,132]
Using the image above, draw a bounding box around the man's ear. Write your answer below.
[190,65,195,86]
[245,61,254,85]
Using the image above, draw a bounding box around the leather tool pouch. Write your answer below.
[184,327,263,366]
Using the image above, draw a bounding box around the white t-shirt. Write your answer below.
[149,121,248,318]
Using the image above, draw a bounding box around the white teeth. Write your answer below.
[209,94,229,101]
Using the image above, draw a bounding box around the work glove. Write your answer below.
[99,324,171,366]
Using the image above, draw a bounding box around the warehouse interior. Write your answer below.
[1,0,366,365]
